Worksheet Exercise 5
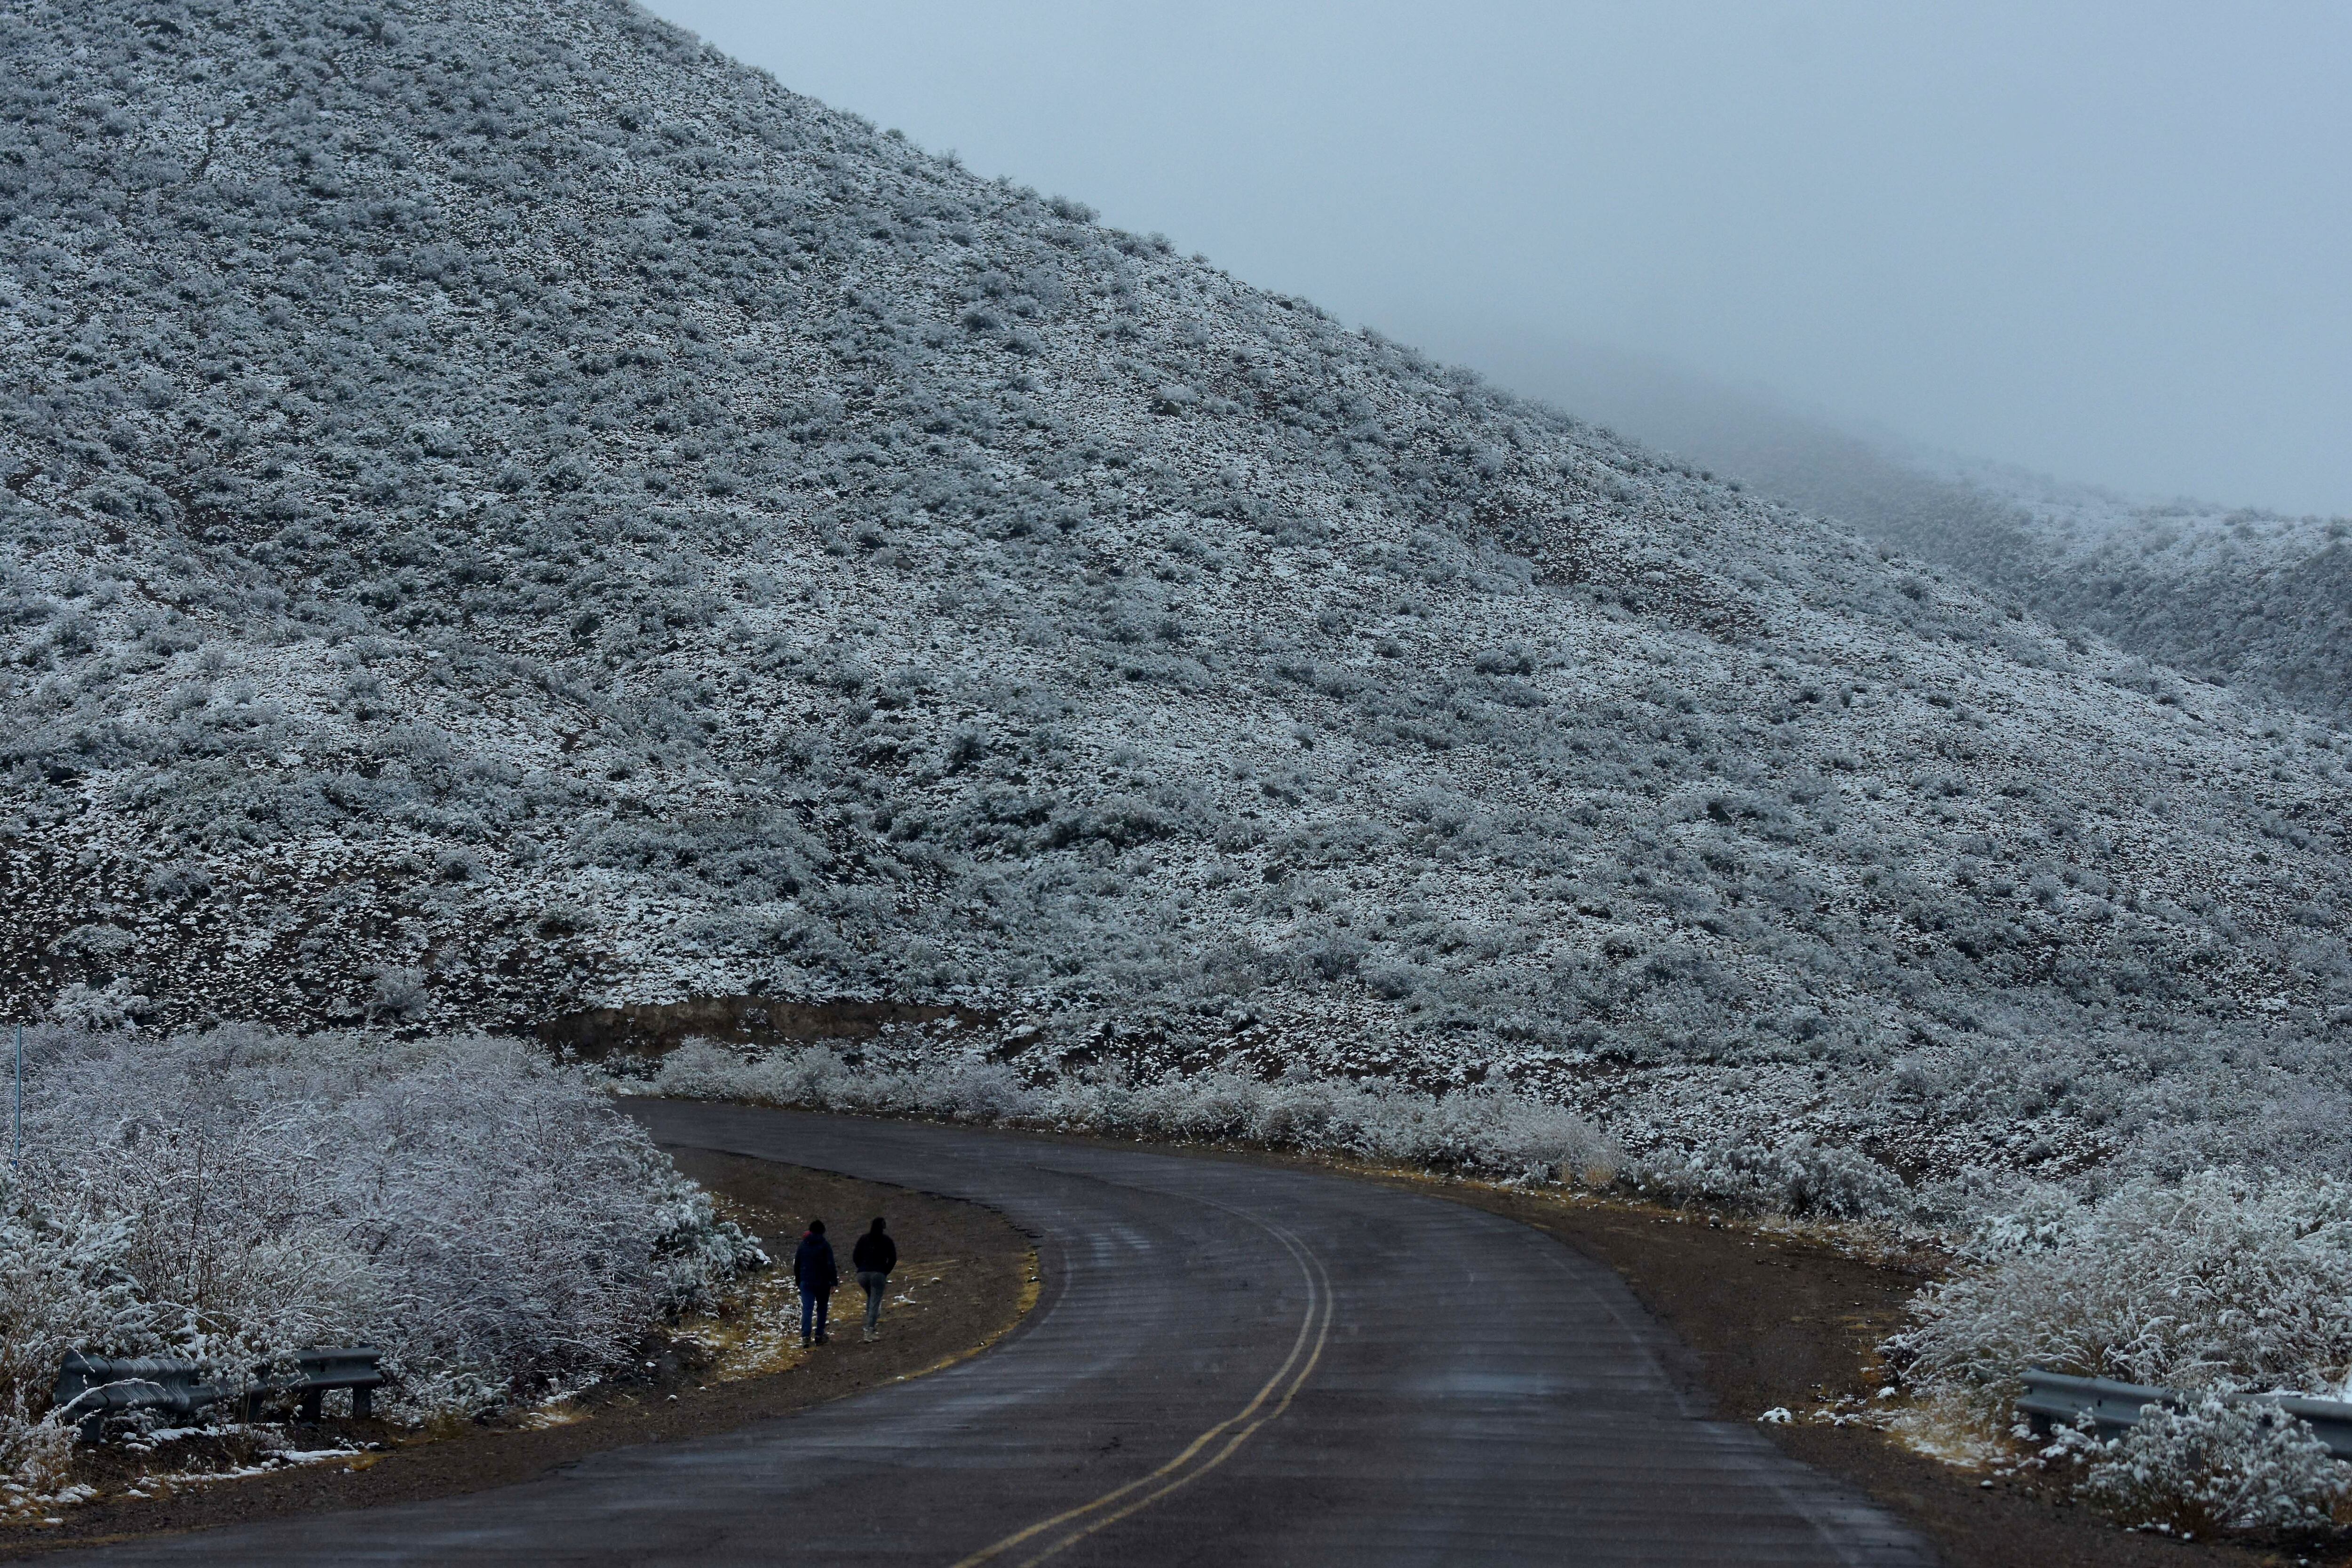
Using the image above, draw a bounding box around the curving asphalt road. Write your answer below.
[65,1102,1931,1566]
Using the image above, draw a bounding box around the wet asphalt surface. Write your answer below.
[62,1102,1930,1566]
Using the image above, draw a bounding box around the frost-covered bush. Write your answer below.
[644,1040,1619,1185]
[1632,1136,1910,1222]
[1879,1170,2352,1531]
[0,1173,143,1490]
[1894,1170,2352,1409]
[2074,1396,2347,1535]
[0,1026,764,1480]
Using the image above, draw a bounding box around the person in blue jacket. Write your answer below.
[793,1219,839,1346]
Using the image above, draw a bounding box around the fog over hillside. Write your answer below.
[4,0,2351,1197]
[1944,469,2352,727]
[1454,335,2352,726]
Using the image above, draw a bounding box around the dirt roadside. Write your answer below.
[0,1148,1036,1559]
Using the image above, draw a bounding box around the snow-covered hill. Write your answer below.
[1473,342,2352,724]
[1932,465,2352,723]
[3,0,2349,1190]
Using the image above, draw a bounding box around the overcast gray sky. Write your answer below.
[645,0,2352,516]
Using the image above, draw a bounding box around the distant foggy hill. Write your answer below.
[4,0,2350,1190]
[1454,336,2352,724]
[1932,467,2352,725]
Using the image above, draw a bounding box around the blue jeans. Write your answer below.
[800,1287,831,1342]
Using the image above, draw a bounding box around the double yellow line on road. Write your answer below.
[951,1214,1335,1568]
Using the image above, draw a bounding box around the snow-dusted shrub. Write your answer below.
[0,1172,144,1490]
[366,966,430,1019]
[4,1025,764,1465]
[1634,1136,1909,1222]
[2074,1396,2347,1535]
[1894,1170,2352,1409]
[643,1042,1620,1185]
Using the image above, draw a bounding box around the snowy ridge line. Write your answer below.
[2,0,2352,1527]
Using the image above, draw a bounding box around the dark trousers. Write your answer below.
[800,1287,831,1342]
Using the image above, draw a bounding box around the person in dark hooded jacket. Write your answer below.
[793,1219,838,1346]
[850,1217,897,1341]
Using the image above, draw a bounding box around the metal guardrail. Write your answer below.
[246,1346,386,1422]
[2267,1393,2352,1459]
[53,1347,384,1441]
[51,1355,230,1441]
[2019,1368,2352,1458]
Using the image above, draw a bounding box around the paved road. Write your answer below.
[70,1102,1930,1566]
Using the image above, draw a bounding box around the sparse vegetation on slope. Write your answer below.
[1934,469,2352,727]
[1505,354,2352,725]
[2,0,2346,1202]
